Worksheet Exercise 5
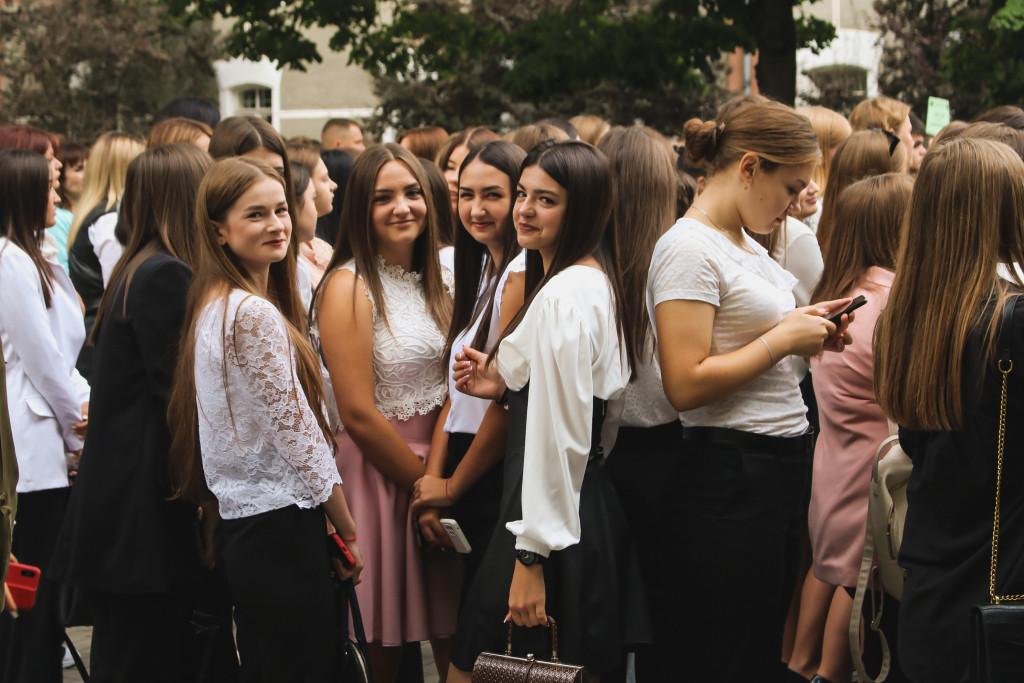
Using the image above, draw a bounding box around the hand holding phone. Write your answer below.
[327,533,356,569]
[5,563,41,612]
[827,295,867,326]
[440,518,473,554]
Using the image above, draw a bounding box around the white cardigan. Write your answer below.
[0,237,90,492]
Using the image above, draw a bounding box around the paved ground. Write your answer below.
[62,627,440,683]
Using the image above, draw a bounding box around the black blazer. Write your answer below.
[51,253,202,596]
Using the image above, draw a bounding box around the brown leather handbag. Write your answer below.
[471,617,584,682]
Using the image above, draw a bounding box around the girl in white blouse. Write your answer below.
[447,140,648,681]
[0,148,90,682]
[647,102,852,683]
[312,143,457,683]
[167,157,362,682]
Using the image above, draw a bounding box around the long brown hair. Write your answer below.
[875,138,1024,431]
[811,173,912,302]
[93,144,212,340]
[0,149,55,307]
[597,126,677,360]
[168,157,333,503]
[443,140,526,365]
[491,141,638,376]
[815,130,906,252]
[311,144,452,333]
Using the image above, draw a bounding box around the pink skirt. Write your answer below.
[335,408,462,645]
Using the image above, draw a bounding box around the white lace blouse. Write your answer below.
[195,290,341,520]
[330,257,453,422]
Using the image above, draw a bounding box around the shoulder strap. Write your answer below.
[998,294,1020,365]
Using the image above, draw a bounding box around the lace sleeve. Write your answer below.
[229,297,341,503]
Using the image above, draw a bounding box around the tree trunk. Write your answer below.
[748,0,798,105]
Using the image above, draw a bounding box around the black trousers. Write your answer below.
[0,487,70,683]
[215,505,339,683]
[604,421,684,682]
[87,590,195,683]
[671,428,812,682]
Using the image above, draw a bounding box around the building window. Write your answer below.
[236,86,273,122]
[801,65,868,116]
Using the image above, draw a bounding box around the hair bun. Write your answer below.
[682,118,722,166]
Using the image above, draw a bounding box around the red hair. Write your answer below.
[0,125,59,156]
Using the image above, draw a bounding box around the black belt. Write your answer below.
[681,426,814,456]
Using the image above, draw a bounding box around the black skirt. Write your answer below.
[443,431,503,595]
[450,383,651,675]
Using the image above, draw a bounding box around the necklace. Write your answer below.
[691,205,756,254]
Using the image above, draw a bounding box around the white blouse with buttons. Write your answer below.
[497,265,629,557]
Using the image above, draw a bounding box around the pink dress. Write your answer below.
[808,267,894,587]
[330,257,461,645]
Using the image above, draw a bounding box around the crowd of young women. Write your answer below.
[1,97,1023,683]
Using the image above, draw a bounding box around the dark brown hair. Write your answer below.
[492,141,637,375]
[443,140,526,365]
[0,149,55,306]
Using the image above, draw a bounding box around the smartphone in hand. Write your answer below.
[827,295,867,326]
[6,563,41,611]
[327,533,356,569]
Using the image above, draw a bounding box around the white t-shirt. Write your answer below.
[647,218,809,436]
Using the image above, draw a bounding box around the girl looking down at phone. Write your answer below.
[646,101,853,683]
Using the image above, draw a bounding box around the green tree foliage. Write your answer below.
[874,0,1023,120]
[0,0,222,140]
[179,0,835,135]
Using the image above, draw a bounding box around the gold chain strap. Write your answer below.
[989,358,1024,603]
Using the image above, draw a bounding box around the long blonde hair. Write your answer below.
[168,157,334,503]
[67,131,144,249]
[875,138,1024,431]
[798,106,852,193]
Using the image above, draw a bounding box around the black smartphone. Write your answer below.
[827,295,867,326]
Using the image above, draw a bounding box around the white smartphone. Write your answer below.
[439,518,472,554]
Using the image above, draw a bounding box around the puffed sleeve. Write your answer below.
[229,297,342,504]
[499,295,595,557]
[0,252,85,450]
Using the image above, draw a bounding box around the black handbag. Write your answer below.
[337,579,373,683]
[970,294,1024,683]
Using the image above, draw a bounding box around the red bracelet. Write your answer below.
[342,534,357,543]
[445,478,455,504]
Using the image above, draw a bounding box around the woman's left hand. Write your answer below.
[821,311,854,353]
[507,561,547,627]
[412,475,454,510]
